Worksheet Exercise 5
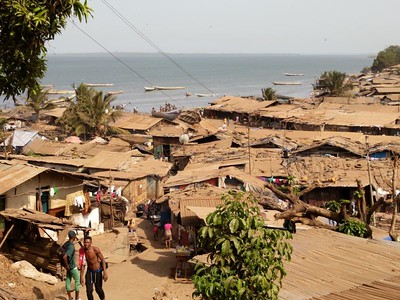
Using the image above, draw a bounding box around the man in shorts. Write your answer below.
[80,236,108,300]
[63,230,80,300]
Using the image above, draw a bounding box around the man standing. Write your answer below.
[63,230,80,300]
[80,236,108,300]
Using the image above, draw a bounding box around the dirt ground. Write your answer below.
[0,254,55,300]
[2,212,400,300]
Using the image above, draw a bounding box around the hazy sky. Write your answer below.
[48,0,400,55]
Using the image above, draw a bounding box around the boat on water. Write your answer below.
[154,86,185,91]
[145,86,185,91]
[107,90,124,95]
[272,81,302,86]
[46,89,75,94]
[84,83,114,87]
[196,93,217,97]
[284,73,304,76]
[151,109,181,121]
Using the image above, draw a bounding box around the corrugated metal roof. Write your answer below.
[113,113,162,131]
[279,228,400,299]
[4,130,39,147]
[0,161,47,194]
[92,158,172,179]
[83,150,134,170]
[207,96,276,114]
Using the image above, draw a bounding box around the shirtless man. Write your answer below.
[80,236,108,300]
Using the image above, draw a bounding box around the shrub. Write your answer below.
[192,191,293,300]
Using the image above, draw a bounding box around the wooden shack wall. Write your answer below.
[5,171,83,210]
[123,177,147,206]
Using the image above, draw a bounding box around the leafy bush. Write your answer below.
[261,87,277,101]
[192,191,293,300]
[372,45,400,72]
[338,219,367,237]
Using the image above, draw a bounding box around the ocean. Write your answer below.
[3,53,374,112]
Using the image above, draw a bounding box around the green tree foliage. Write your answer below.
[261,87,277,101]
[26,88,55,123]
[315,70,352,96]
[372,45,400,72]
[0,0,92,100]
[338,219,367,237]
[192,191,293,300]
[58,84,123,137]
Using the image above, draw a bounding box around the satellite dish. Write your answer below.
[179,134,189,144]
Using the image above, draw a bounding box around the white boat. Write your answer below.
[46,89,75,94]
[84,83,114,87]
[284,73,304,76]
[196,93,217,97]
[154,86,185,90]
[144,86,156,92]
[272,81,302,86]
[107,90,124,95]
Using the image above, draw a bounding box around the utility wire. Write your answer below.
[100,0,215,94]
[69,20,185,108]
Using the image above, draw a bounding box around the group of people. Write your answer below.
[63,230,108,300]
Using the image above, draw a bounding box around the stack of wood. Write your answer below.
[9,238,62,276]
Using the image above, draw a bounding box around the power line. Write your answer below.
[100,0,215,94]
[69,20,185,108]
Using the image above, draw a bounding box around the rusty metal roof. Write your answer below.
[0,161,47,194]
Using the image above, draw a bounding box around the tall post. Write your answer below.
[109,170,114,230]
[365,136,375,226]
[248,125,251,175]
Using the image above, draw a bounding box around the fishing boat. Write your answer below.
[84,83,114,87]
[272,81,302,86]
[106,90,124,95]
[154,86,185,91]
[284,73,304,76]
[46,89,75,94]
[144,86,156,92]
[196,93,217,97]
[151,109,181,121]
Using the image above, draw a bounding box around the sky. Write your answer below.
[48,0,400,55]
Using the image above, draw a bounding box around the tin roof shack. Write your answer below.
[0,208,86,277]
[165,166,268,196]
[0,160,88,221]
[112,112,162,134]
[2,129,43,154]
[291,137,365,158]
[92,158,172,204]
[204,96,277,125]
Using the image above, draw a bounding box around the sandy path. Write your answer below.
[103,218,176,299]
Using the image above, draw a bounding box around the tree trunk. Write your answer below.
[356,179,367,222]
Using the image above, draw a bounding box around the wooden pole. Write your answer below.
[365,136,376,226]
[248,125,251,175]
[109,170,114,230]
[0,223,15,249]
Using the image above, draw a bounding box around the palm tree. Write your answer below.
[315,71,352,96]
[26,88,55,123]
[261,87,277,101]
[58,84,123,138]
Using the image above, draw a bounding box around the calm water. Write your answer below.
[4,53,374,112]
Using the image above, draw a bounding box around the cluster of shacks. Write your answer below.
[1,65,400,289]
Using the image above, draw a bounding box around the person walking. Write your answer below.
[80,236,108,300]
[164,223,173,249]
[63,230,80,300]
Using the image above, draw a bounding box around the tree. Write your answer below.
[192,191,293,300]
[314,71,352,96]
[26,88,55,123]
[372,45,400,72]
[0,1,92,101]
[58,84,124,138]
[261,87,277,101]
